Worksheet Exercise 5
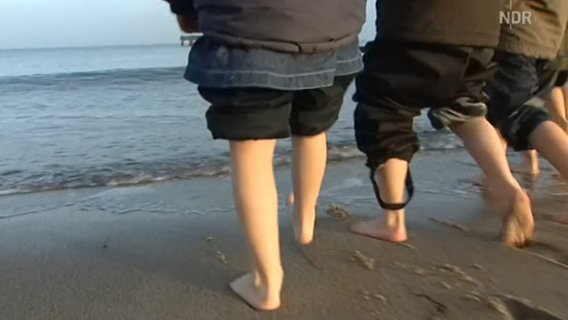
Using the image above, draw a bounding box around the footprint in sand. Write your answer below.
[542,213,568,225]
[523,242,568,270]
[488,295,564,320]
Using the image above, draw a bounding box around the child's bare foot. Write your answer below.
[287,193,315,245]
[230,271,283,311]
[350,211,408,243]
[501,190,534,248]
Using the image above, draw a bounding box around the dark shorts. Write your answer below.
[198,75,354,140]
[555,70,568,87]
[485,51,556,151]
[353,40,496,167]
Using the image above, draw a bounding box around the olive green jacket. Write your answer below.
[498,0,568,60]
[559,28,568,70]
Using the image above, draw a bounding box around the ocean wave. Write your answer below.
[0,140,463,197]
[0,66,187,88]
[0,145,360,197]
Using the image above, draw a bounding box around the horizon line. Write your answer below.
[0,42,181,51]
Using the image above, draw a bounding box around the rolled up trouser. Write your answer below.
[354,40,496,166]
[353,40,496,208]
[485,51,557,151]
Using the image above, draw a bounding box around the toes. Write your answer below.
[502,221,532,248]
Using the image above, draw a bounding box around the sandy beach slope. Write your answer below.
[1,150,567,320]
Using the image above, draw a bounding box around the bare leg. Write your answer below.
[288,133,328,245]
[530,121,568,180]
[498,124,539,175]
[464,129,506,189]
[563,85,568,133]
[493,129,508,153]
[517,87,568,176]
[516,150,540,175]
[546,87,567,132]
[228,139,283,311]
[350,158,409,243]
[451,117,534,247]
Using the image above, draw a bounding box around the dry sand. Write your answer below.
[1,150,567,320]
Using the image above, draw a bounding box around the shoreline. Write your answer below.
[1,150,567,319]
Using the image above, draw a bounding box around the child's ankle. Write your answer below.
[385,210,405,228]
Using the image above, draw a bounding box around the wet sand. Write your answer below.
[1,150,567,320]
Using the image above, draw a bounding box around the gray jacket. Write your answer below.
[498,0,568,59]
[191,0,367,53]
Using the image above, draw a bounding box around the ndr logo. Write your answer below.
[499,0,532,27]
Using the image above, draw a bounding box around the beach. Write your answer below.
[2,150,567,320]
[0,45,458,197]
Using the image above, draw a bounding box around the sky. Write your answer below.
[0,0,377,50]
